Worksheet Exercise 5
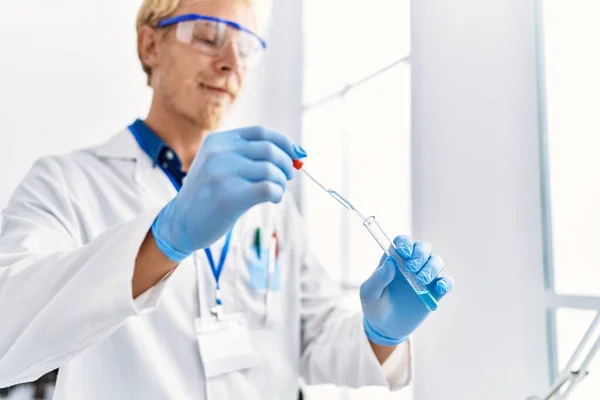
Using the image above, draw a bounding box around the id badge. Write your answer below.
[195,314,258,378]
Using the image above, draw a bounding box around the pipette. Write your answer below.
[293,159,438,312]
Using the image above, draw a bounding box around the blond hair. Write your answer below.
[136,0,272,85]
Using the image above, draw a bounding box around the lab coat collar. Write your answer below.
[93,129,142,161]
[92,128,177,201]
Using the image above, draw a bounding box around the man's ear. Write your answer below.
[138,26,161,77]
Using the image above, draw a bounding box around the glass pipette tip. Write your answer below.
[300,167,368,221]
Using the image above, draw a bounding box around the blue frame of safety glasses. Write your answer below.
[156,14,268,50]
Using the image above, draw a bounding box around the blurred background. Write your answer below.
[1,0,600,399]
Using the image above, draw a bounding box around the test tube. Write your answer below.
[363,216,438,312]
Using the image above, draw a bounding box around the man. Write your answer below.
[0,0,455,398]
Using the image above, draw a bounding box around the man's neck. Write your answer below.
[144,103,208,172]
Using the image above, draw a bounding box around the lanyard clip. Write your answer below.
[211,287,223,321]
[210,305,223,321]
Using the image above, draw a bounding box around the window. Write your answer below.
[539,0,600,397]
[302,1,412,398]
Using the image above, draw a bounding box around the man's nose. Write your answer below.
[214,42,242,72]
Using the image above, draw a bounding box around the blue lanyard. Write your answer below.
[204,231,233,304]
[129,126,233,303]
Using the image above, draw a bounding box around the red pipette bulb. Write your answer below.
[293,159,304,170]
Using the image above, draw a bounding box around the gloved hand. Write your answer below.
[360,236,455,346]
[152,126,307,262]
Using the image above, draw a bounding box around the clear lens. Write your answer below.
[175,20,264,67]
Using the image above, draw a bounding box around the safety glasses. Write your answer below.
[157,14,267,68]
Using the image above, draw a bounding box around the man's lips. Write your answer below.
[200,83,235,97]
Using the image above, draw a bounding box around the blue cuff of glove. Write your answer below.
[363,318,408,347]
[151,219,189,263]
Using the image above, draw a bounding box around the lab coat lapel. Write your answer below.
[93,129,177,204]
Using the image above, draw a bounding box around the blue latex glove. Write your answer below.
[360,236,455,346]
[152,126,307,262]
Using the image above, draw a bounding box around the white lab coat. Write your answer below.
[0,129,412,400]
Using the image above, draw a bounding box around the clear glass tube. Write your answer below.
[363,216,438,311]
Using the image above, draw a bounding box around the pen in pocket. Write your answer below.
[265,232,277,324]
[254,227,261,259]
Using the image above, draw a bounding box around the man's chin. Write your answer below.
[196,110,226,132]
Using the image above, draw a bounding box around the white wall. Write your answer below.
[411,0,550,398]
[0,0,150,207]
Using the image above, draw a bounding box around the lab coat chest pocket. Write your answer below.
[235,236,286,329]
